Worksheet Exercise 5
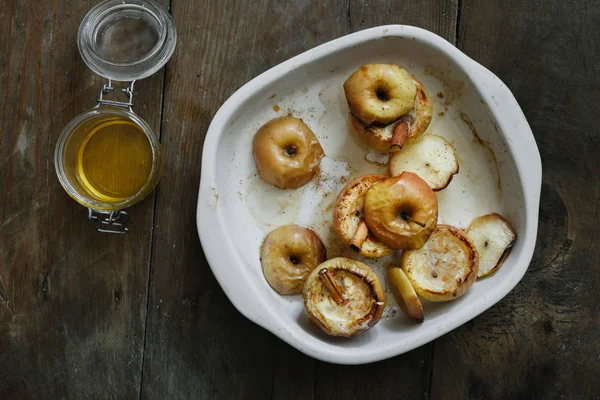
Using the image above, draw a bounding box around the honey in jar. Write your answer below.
[55,0,176,232]
[74,117,153,203]
[56,107,162,211]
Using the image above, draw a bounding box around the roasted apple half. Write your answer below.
[252,116,325,189]
[344,64,432,153]
[364,172,438,250]
[333,175,395,258]
[261,225,326,295]
[303,257,385,337]
[389,134,459,191]
[388,265,424,321]
[467,213,516,278]
[401,225,479,302]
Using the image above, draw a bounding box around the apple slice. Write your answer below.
[389,134,459,191]
[466,213,516,278]
[388,265,424,321]
[401,225,479,302]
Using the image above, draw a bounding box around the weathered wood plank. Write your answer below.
[430,1,600,398]
[350,0,458,42]
[4,0,597,398]
[272,338,315,400]
[140,0,351,397]
[0,0,166,398]
[315,351,435,399]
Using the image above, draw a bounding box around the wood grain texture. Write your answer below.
[315,349,434,399]
[2,0,599,398]
[272,338,315,400]
[430,1,600,399]
[350,0,458,42]
[0,0,166,398]
[139,1,347,398]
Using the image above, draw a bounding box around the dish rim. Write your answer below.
[196,25,542,364]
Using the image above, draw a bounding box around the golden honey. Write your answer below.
[54,0,175,232]
[70,116,153,204]
[57,107,162,212]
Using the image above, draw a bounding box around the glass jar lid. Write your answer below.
[78,0,176,81]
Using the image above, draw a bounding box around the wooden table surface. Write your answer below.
[1,0,599,398]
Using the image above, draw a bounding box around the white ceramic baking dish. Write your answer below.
[197,25,541,364]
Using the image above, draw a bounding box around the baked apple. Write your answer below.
[344,64,432,152]
[302,257,385,337]
[364,172,438,250]
[389,134,459,191]
[466,213,516,278]
[388,265,424,321]
[333,175,395,258]
[252,116,325,189]
[401,225,479,302]
[261,225,326,295]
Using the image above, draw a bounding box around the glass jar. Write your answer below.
[55,0,176,234]
[77,0,176,81]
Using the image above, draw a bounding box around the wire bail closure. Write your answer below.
[88,208,130,234]
[61,0,176,235]
[86,79,139,234]
[97,79,136,110]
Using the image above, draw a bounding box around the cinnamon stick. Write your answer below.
[319,268,345,304]
[390,120,409,149]
[349,219,369,252]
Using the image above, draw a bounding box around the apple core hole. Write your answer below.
[284,145,297,157]
[375,88,389,101]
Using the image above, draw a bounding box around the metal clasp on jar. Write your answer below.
[88,209,130,234]
[97,79,136,110]
[88,80,137,234]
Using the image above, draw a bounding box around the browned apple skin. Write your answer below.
[343,64,417,125]
[466,213,516,278]
[388,265,424,322]
[347,77,433,153]
[401,225,479,302]
[333,174,395,258]
[253,116,325,189]
[261,225,326,295]
[364,172,438,250]
[407,79,433,146]
[302,257,385,337]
